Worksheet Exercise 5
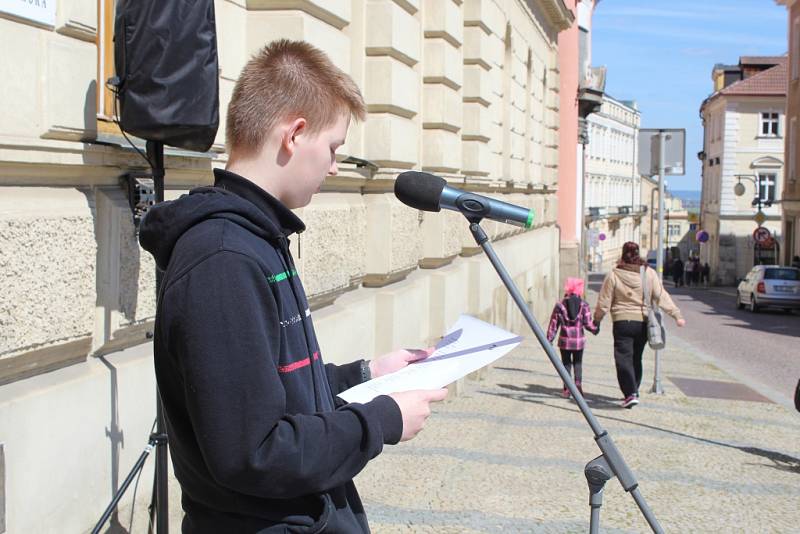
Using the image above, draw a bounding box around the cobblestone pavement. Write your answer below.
[355,306,800,533]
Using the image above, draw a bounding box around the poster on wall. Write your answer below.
[0,0,56,27]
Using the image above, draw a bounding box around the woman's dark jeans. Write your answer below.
[612,320,648,397]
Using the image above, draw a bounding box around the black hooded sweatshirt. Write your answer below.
[139,169,402,533]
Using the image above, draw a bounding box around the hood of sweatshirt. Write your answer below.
[613,266,647,291]
[564,294,581,320]
[138,170,304,271]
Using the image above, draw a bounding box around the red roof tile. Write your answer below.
[721,57,787,96]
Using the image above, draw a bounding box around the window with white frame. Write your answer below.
[760,112,780,136]
[758,172,777,202]
[668,224,681,237]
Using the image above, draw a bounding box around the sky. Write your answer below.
[591,0,788,191]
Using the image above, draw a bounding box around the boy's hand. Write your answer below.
[369,347,434,378]
[389,388,448,441]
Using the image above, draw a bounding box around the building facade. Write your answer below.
[583,95,643,272]
[556,0,597,283]
[778,0,800,264]
[0,1,574,531]
[699,56,787,284]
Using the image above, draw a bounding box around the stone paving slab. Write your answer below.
[355,310,800,533]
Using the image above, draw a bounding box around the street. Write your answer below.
[357,285,800,532]
[665,284,800,408]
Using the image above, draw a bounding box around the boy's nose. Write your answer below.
[329,160,338,176]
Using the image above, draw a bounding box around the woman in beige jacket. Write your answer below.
[594,242,686,408]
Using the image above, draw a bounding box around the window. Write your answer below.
[758,172,777,202]
[668,224,681,237]
[760,112,780,136]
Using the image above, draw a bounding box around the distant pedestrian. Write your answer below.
[792,255,800,269]
[691,257,701,286]
[672,257,684,287]
[547,277,599,399]
[683,258,693,287]
[594,242,686,409]
[701,262,710,287]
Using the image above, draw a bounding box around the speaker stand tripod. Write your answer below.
[466,220,664,533]
[93,141,170,534]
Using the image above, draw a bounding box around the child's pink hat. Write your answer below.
[564,277,584,296]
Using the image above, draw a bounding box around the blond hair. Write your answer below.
[226,39,366,154]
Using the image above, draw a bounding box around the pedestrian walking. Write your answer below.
[672,257,684,287]
[594,242,686,408]
[691,257,701,286]
[701,262,710,287]
[684,257,694,287]
[547,277,599,398]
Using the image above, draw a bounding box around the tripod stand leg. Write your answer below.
[92,442,155,534]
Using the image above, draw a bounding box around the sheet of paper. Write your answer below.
[338,315,522,404]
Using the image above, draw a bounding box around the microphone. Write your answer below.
[394,171,534,228]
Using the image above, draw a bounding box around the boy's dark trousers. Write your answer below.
[612,320,648,397]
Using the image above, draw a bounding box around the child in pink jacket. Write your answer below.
[547,277,599,397]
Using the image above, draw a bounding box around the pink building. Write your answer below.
[558,0,603,282]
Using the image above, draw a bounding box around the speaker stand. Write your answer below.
[93,141,170,534]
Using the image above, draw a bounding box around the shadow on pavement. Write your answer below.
[489,382,800,475]
[492,382,623,411]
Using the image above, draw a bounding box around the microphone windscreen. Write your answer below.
[394,171,446,212]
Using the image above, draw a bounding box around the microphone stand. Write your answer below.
[466,219,663,534]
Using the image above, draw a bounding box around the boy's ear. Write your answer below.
[281,117,308,155]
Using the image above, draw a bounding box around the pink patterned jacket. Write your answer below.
[546,298,598,351]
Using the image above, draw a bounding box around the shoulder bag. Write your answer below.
[641,266,666,350]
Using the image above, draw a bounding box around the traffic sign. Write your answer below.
[753,210,766,226]
[752,226,771,244]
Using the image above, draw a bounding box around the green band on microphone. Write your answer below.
[526,210,534,229]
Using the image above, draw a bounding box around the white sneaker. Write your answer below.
[621,395,639,409]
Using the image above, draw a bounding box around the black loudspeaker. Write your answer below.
[113,0,220,152]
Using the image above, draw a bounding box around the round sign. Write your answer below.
[695,230,709,243]
[752,226,771,244]
[598,233,606,241]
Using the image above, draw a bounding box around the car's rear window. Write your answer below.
[764,268,800,281]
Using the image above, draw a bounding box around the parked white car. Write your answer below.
[736,265,800,312]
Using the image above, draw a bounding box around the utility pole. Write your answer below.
[651,130,667,395]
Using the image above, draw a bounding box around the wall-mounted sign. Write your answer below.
[598,233,607,241]
[0,0,56,27]
[695,230,709,243]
